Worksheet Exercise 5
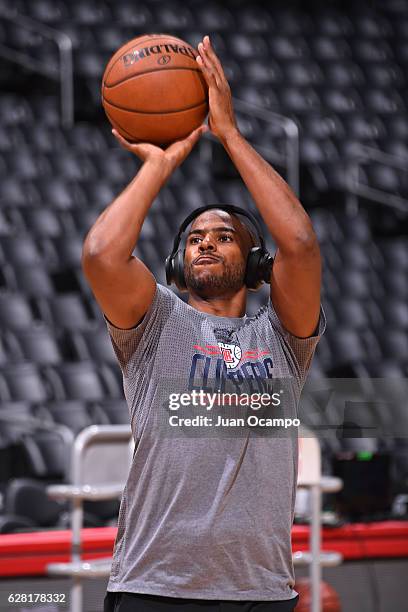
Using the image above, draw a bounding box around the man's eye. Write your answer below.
[190,236,202,244]
[219,234,233,242]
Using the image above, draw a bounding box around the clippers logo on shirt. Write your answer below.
[189,328,274,394]
[218,341,242,370]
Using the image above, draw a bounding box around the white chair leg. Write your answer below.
[310,484,321,612]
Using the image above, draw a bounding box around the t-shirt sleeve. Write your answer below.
[267,297,326,381]
[103,283,176,376]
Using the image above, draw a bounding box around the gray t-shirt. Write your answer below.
[104,283,326,601]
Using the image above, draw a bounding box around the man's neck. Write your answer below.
[187,289,247,318]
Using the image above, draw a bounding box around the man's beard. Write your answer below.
[184,260,246,294]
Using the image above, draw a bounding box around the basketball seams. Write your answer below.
[103,66,204,89]
[103,99,207,115]
[104,108,140,141]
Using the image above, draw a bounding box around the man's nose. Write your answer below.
[199,236,216,251]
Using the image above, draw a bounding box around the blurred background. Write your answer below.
[0,0,407,610]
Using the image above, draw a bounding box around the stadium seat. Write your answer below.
[4,478,64,528]
[25,125,68,153]
[12,266,55,297]
[342,113,385,141]
[41,294,97,330]
[96,399,129,425]
[380,240,408,269]
[339,242,373,270]
[38,177,87,209]
[0,401,33,443]
[365,63,404,89]
[0,95,33,127]
[0,515,37,534]
[70,328,117,364]
[352,38,393,63]
[316,12,353,37]
[7,328,64,365]
[0,235,49,267]
[380,300,408,329]
[52,152,97,181]
[110,2,153,27]
[322,88,363,113]
[7,149,52,180]
[280,87,321,114]
[312,36,351,61]
[27,0,68,23]
[241,59,282,85]
[196,5,234,31]
[270,8,303,33]
[381,270,408,299]
[83,180,117,210]
[156,5,195,30]
[363,89,405,115]
[0,363,53,402]
[300,138,337,164]
[94,152,136,184]
[323,63,365,91]
[334,299,370,329]
[327,328,367,369]
[0,294,39,329]
[386,115,408,140]
[51,234,84,268]
[227,34,267,60]
[20,207,64,238]
[46,400,93,435]
[236,6,274,32]
[48,361,119,400]
[379,330,408,362]
[70,0,111,24]
[337,270,372,299]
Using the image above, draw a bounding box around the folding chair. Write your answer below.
[294,425,343,612]
[46,425,133,612]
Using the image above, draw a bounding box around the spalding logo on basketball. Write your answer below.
[122,43,196,66]
[101,34,209,145]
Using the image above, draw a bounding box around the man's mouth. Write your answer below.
[194,255,221,265]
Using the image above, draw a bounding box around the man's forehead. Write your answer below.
[190,209,233,229]
[188,210,255,249]
[190,210,251,235]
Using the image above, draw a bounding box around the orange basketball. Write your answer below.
[101,34,209,145]
[295,578,341,611]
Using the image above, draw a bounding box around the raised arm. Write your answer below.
[81,126,207,330]
[196,36,321,338]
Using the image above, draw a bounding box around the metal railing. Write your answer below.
[346,145,408,214]
[200,97,300,197]
[0,9,74,128]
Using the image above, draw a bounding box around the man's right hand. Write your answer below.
[112,124,208,174]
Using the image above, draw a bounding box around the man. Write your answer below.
[82,35,325,612]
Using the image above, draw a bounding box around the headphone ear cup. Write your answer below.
[173,249,187,291]
[165,254,173,286]
[245,247,263,290]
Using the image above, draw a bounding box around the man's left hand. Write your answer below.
[196,35,239,143]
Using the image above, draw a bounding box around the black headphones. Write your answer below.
[165,204,273,292]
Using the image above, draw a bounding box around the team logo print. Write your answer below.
[158,54,171,65]
[218,341,242,370]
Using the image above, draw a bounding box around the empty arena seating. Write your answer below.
[0,0,407,530]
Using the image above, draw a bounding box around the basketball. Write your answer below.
[101,34,209,145]
[295,578,341,611]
